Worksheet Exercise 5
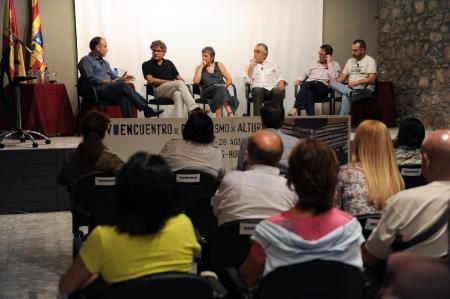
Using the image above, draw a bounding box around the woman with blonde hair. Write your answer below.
[336,120,404,215]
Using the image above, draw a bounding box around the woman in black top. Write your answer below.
[193,46,238,118]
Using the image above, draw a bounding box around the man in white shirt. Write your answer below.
[363,129,450,267]
[237,100,299,174]
[244,43,286,116]
[212,130,298,225]
[331,39,377,115]
[289,44,341,116]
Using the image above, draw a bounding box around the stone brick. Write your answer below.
[418,77,429,88]
[414,0,425,13]
[431,79,444,91]
[429,32,442,42]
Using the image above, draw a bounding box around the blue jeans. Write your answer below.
[330,82,366,115]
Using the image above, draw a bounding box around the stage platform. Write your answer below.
[0,127,406,214]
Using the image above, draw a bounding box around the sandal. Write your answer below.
[227,111,235,118]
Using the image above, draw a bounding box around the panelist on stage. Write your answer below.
[78,37,163,118]
[142,40,200,117]
[193,46,238,118]
[331,39,377,115]
[244,43,286,116]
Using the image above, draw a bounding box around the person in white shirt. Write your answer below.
[212,130,298,225]
[160,110,224,179]
[363,129,450,268]
[237,100,299,174]
[244,43,286,116]
[331,39,377,115]
[288,44,341,116]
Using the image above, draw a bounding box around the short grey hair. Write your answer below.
[256,43,268,57]
[150,40,167,53]
[201,46,215,62]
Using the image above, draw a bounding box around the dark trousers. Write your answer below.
[97,81,147,118]
[294,81,329,115]
[251,87,283,116]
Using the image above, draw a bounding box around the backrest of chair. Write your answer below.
[145,84,156,97]
[207,219,262,273]
[73,172,117,230]
[258,260,363,299]
[399,164,427,189]
[192,83,202,96]
[356,213,381,240]
[96,272,221,299]
[174,169,219,238]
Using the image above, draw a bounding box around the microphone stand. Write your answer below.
[0,29,51,148]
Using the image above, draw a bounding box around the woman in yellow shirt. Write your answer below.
[59,153,201,294]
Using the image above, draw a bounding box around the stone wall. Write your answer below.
[378,0,449,129]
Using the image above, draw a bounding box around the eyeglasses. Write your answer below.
[152,49,164,53]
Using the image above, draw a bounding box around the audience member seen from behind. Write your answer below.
[379,201,450,299]
[239,139,364,286]
[237,100,298,173]
[59,153,200,294]
[58,111,124,185]
[193,46,238,118]
[212,130,297,225]
[394,118,425,166]
[336,120,404,216]
[363,129,450,268]
[160,110,224,179]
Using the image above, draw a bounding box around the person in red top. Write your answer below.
[240,139,364,287]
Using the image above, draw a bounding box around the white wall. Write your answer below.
[75,0,323,116]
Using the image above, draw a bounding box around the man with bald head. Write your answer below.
[363,129,450,267]
[212,130,297,225]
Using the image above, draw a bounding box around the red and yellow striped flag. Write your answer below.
[2,0,26,79]
[30,0,45,74]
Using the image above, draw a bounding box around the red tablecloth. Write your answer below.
[0,83,75,136]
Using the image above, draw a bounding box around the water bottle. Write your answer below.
[113,67,119,77]
[27,69,33,84]
[36,69,42,83]
[44,67,50,83]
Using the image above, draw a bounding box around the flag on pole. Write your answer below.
[30,0,45,75]
[2,0,26,79]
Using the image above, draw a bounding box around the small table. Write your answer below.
[0,83,75,136]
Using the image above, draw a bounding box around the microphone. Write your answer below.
[260,66,263,71]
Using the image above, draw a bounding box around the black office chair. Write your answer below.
[332,82,379,126]
[0,45,50,148]
[244,83,286,116]
[399,164,427,189]
[258,260,364,299]
[77,79,122,114]
[174,169,220,239]
[69,172,117,257]
[356,213,381,240]
[89,272,228,299]
[76,79,124,132]
[192,83,238,111]
[145,84,193,117]
[145,84,174,115]
[293,84,335,115]
[206,219,262,275]
[227,260,363,299]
